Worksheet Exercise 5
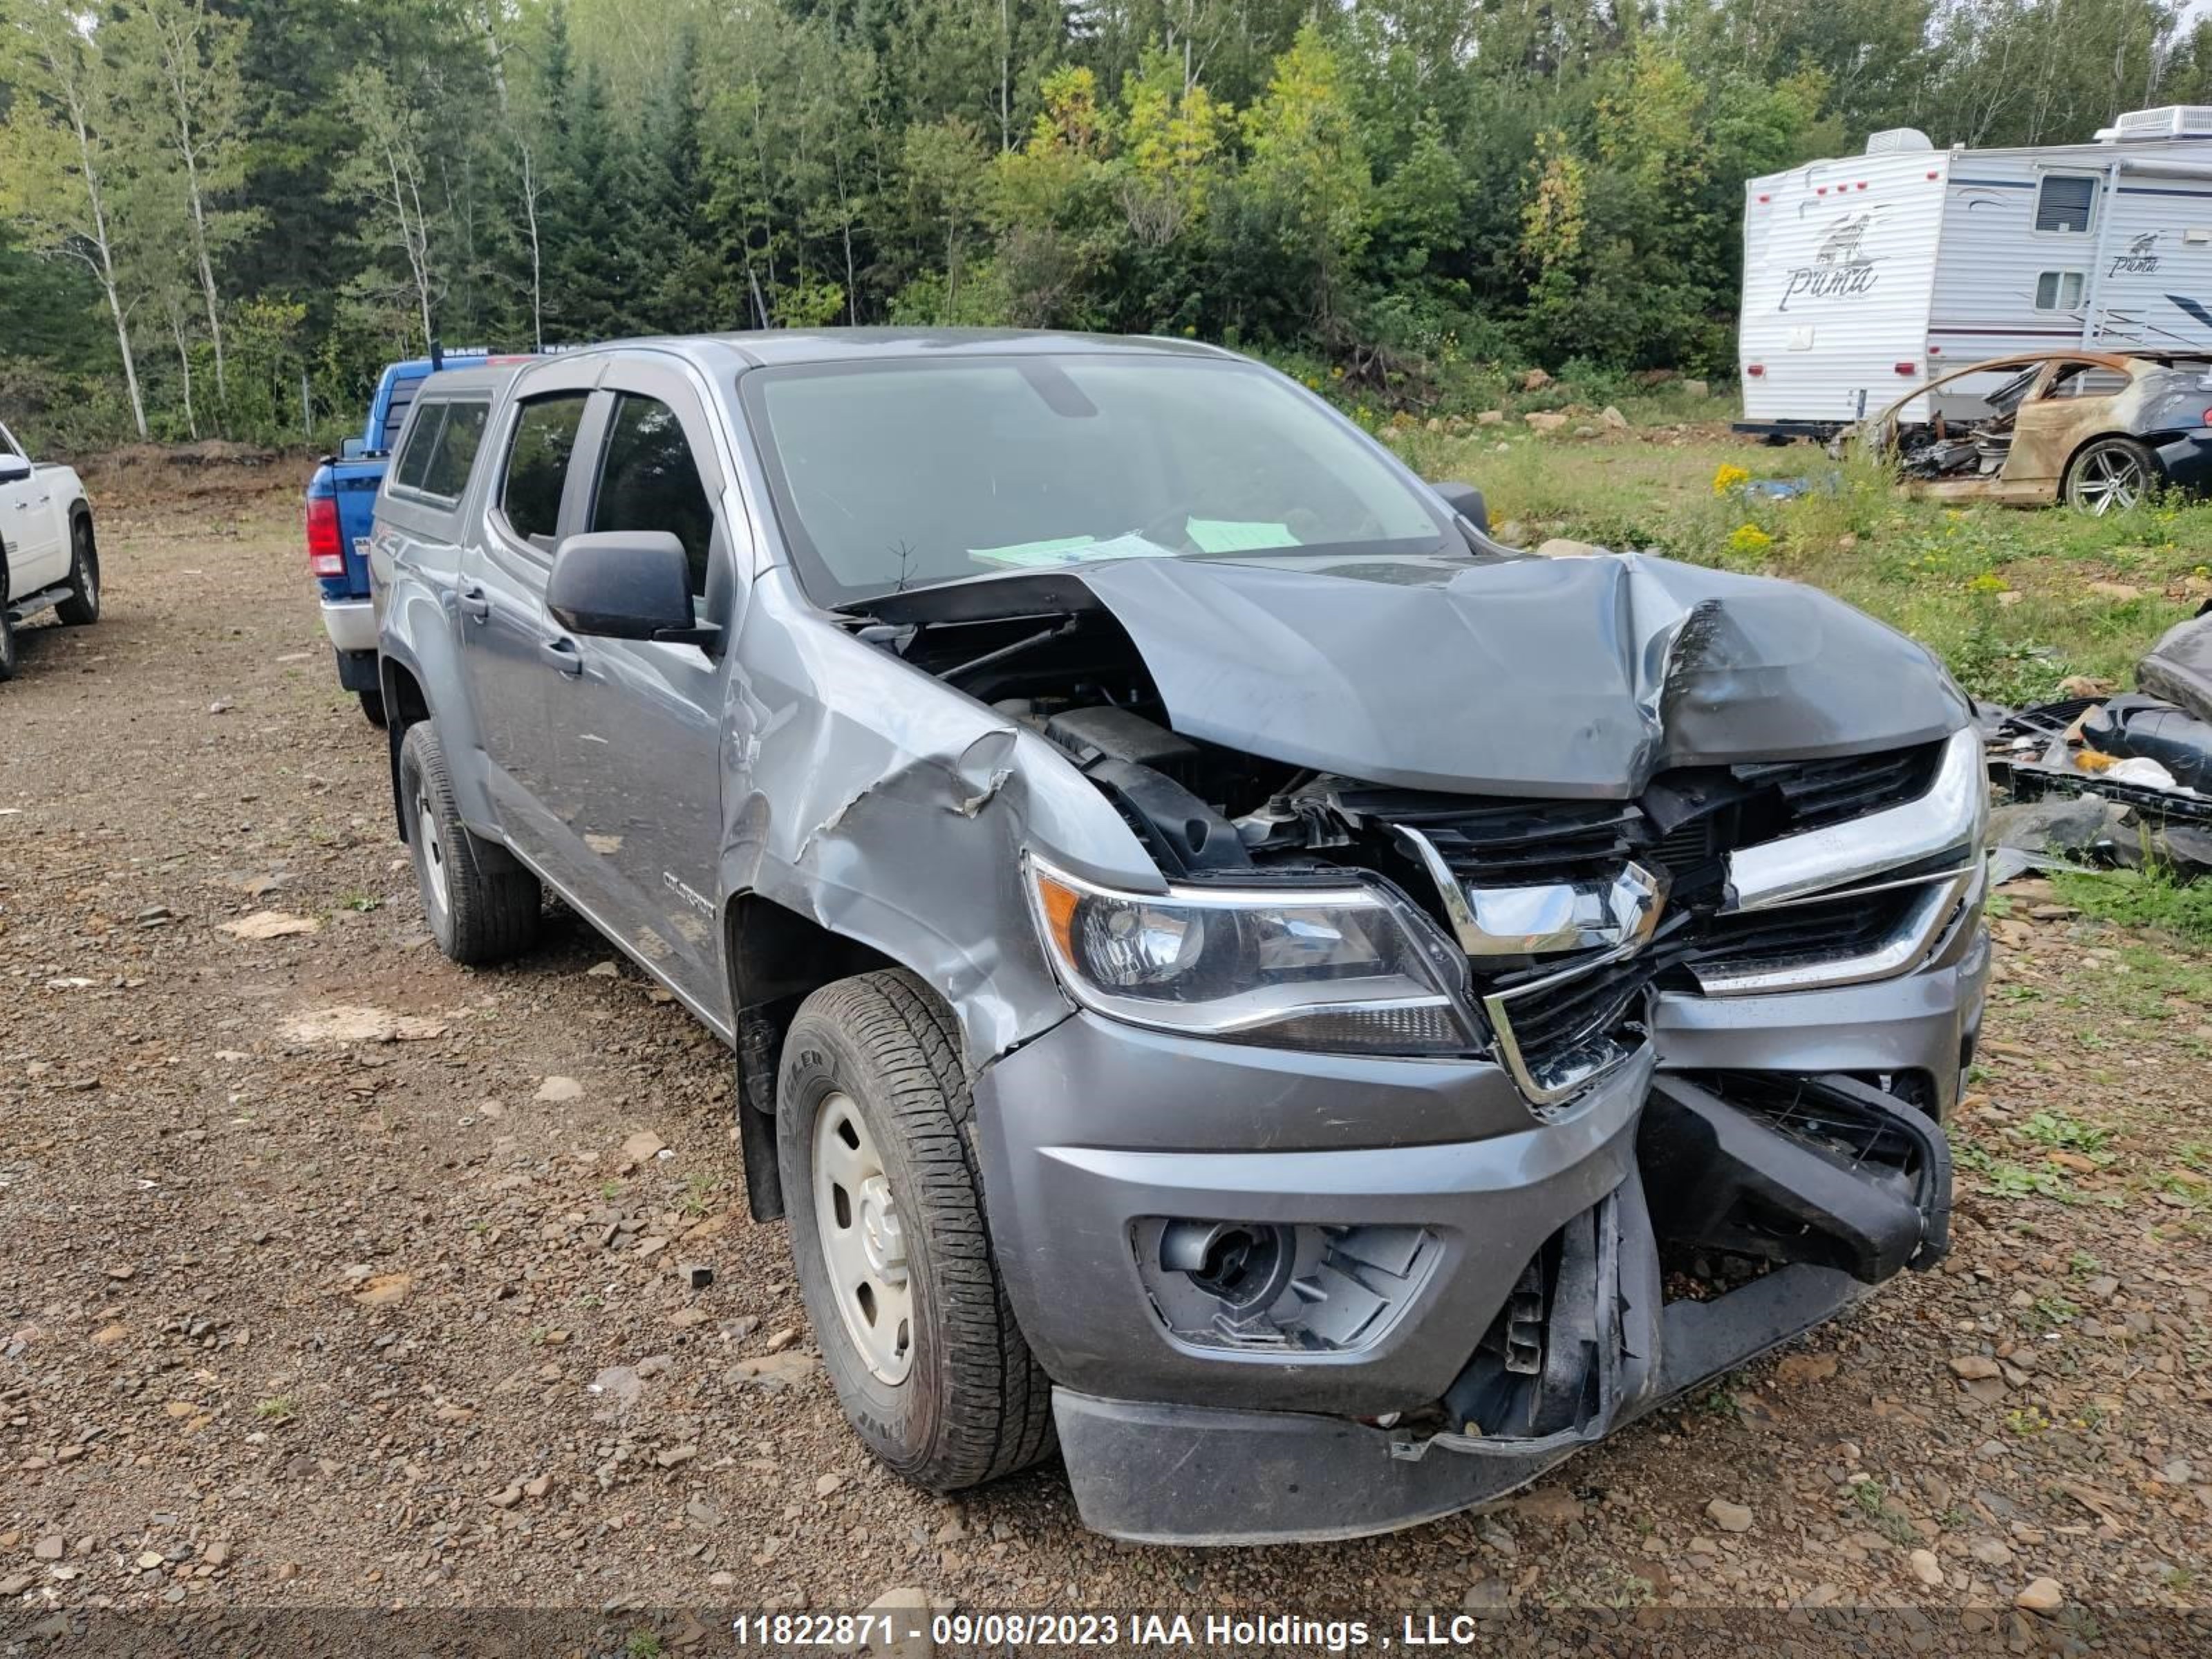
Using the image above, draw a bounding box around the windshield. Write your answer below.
[739,355,1454,606]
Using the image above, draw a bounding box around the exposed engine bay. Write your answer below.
[868,581,1971,1107]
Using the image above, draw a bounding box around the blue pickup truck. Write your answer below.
[308,348,530,723]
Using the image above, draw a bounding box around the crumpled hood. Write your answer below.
[1072,549,1969,796]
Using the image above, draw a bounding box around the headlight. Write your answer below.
[1025,855,1479,1056]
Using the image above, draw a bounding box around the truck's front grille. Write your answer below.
[1483,948,1660,1112]
[1352,791,1637,881]
[1345,740,1957,1111]
[1734,741,1944,834]
[1693,882,1927,966]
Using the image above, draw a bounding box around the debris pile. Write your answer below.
[1985,604,2212,876]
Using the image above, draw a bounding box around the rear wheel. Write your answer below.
[359,688,388,728]
[2065,436,2158,516]
[776,970,1054,1492]
[0,592,16,682]
[55,515,99,626]
[397,720,542,964]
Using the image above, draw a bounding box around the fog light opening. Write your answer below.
[1160,1220,1286,1310]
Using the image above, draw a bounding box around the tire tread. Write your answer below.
[398,722,541,964]
[785,970,1055,1489]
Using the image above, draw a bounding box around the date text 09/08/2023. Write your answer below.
[728,1612,1519,1650]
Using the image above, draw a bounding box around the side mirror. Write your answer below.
[0,455,32,485]
[1432,480,1490,535]
[547,531,715,646]
[339,436,367,460]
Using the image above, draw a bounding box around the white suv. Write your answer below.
[0,420,100,679]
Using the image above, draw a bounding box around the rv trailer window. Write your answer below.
[2034,175,2097,234]
[2034,270,2086,310]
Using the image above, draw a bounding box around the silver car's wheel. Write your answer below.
[414,786,451,921]
[2065,438,2157,516]
[396,720,542,965]
[775,969,1055,1491]
[812,1089,914,1385]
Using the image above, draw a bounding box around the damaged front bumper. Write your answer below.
[976,917,1983,1545]
[1055,1252,1865,1545]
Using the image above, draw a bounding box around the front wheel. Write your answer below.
[2065,436,2158,516]
[776,970,1054,1492]
[397,720,542,964]
[55,516,99,626]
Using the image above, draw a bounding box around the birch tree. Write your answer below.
[110,0,254,406]
[0,1,149,438]
[334,66,441,349]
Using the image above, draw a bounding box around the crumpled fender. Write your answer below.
[715,573,1165,1067]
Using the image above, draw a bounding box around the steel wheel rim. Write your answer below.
[2076,448,2145,516]
[414,789,450,917]
[79,548,97,609]
[812,1089,914,1385]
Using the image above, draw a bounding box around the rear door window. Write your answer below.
[498,393,591,550]
[392,399,489,502]
[589,394,716,598]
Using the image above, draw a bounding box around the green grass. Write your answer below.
[2019,1112,2113,1156]
[1957,1145,2076,1203]
[1398,425,2211,705]
[2052,866,2212,950]
[1846,1478,1919,1546]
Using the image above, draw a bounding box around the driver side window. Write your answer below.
[498,393,591,552]
[589,393,717,599]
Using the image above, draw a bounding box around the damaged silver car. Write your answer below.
[368,330,1987,1544]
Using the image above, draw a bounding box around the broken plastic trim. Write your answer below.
[1641,1073,1951,1282]
[1480,939,1651,1108]
[1725,727,1983,912]
[1690,867,1974,996]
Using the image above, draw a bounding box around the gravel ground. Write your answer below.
[1,458,2206,1646]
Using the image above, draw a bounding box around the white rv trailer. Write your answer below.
[1738,106,2212,433]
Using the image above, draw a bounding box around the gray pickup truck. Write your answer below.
[369,330,1985,1545]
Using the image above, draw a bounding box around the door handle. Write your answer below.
[458,585,491,623]
[539,636,583,677]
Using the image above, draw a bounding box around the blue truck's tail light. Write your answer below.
[306,494,345,577]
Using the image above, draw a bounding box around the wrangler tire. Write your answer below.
[776,969,1055,1492]
[397,720,541,965]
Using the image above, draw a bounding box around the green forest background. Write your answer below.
[6,0,2212,450]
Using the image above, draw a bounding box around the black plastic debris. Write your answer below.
[2136,602,2212,724]
[2081,694,2212,791]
